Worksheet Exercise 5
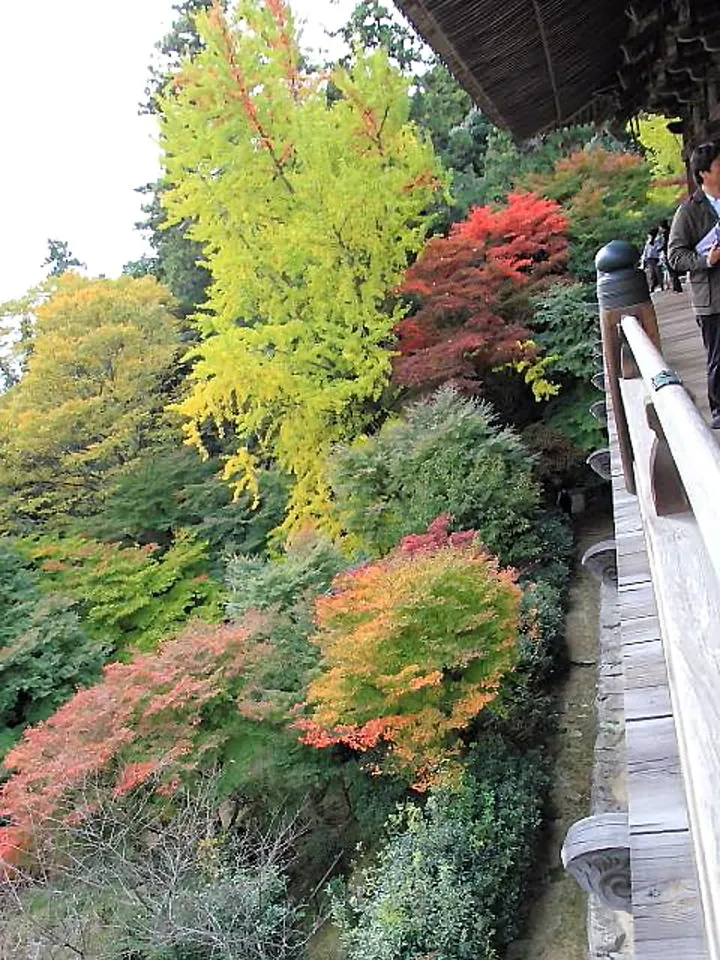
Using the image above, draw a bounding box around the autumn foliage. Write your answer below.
[160,0,442,534]
[297,516,521,785]
[0,620,264,865]
[393,191,568,393]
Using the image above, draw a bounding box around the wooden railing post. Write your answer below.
[595,240,662,495]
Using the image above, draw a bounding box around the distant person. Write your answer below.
[641,228,664,292]
[556,487,572,517]
[658,218,683,293]
[668,140,720,428]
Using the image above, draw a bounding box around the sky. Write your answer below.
[0,0,354,303]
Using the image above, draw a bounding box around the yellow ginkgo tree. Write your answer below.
[158,0,443,534]
[0,274,180,532]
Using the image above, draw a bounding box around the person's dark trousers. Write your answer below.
[696,313,720,422]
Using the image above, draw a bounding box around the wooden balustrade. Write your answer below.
[562,239,720,960]
[615,312,720,960]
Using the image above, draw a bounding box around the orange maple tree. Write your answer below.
[296,516,521,786]
[393,191,568,393]
[0,620,266,865]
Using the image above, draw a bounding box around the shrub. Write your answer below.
[0,779,307,960]
[529,281,598,382]
[297,517,521,785]
[226,533,348,620]
[544,383,607,454]
[330,387,541,567]
[0,595,105,737]
[0,542,105,746]
[0,620,260,862]
[527,147,675,279]
[20,532,222,653]
[333,741,547,960]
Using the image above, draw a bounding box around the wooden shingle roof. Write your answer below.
[396,0,720,140]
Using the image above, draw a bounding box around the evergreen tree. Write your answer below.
[42,238,85,277]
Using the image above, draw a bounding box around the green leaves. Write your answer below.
[0,541,105,748]
[530,281,599,382]
[333,743,547,960]
[19,533,222,654]
[330,388,542,567]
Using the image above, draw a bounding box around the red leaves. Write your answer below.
[0,621,257,864]
[397,513,477,555]
[393,192,569,393]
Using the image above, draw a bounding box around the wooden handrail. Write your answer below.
[620,313,720,586]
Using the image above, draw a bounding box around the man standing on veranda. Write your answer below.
[668,140,720,428]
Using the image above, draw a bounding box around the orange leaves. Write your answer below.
[0,621,258,864]
[297,517,521,785]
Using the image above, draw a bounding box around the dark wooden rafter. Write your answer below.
[395,0,720,142]
[531,0,563,124]
[397,0,511,131]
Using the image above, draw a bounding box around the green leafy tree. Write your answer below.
[529,281,598,382]
[0,542,104,749]
[330,388,541,567]
[123,183,211,319]
[142,0,225,115]
[159,0,443,535]
[333,744,547,960]
[298,517,521,785]
[41,238,85,277]
[528,146,675,278]
[88,446,288,562]
[20,533,222,653]
[333,0,427,71]
[0,274,180,532]
[125,2,224,317]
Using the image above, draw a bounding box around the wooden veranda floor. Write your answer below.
[652,288,710,420]
[607,287,711,960]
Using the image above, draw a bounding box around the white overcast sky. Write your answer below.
[0,0,355,303]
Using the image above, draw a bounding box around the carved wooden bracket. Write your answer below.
[587,448,611,480]
[589,399,607,425]
[561,813,631,913]
[581,539,618,584]
[645,400,690,516]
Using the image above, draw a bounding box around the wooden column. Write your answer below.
[595,240,662,496]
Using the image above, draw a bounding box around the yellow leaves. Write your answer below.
[222,447,260,508]
[0,275,180,531]
[158,7,443,536]
[300,524,521,784]
[502,343,561,402]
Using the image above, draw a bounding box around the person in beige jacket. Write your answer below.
[668,140,720,427]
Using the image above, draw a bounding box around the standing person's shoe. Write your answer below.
[711,414,720,429]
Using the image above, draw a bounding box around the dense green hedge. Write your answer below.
[333,741,548,960]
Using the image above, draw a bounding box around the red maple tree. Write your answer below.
[0,620,266,866]
[393,191,569,393]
